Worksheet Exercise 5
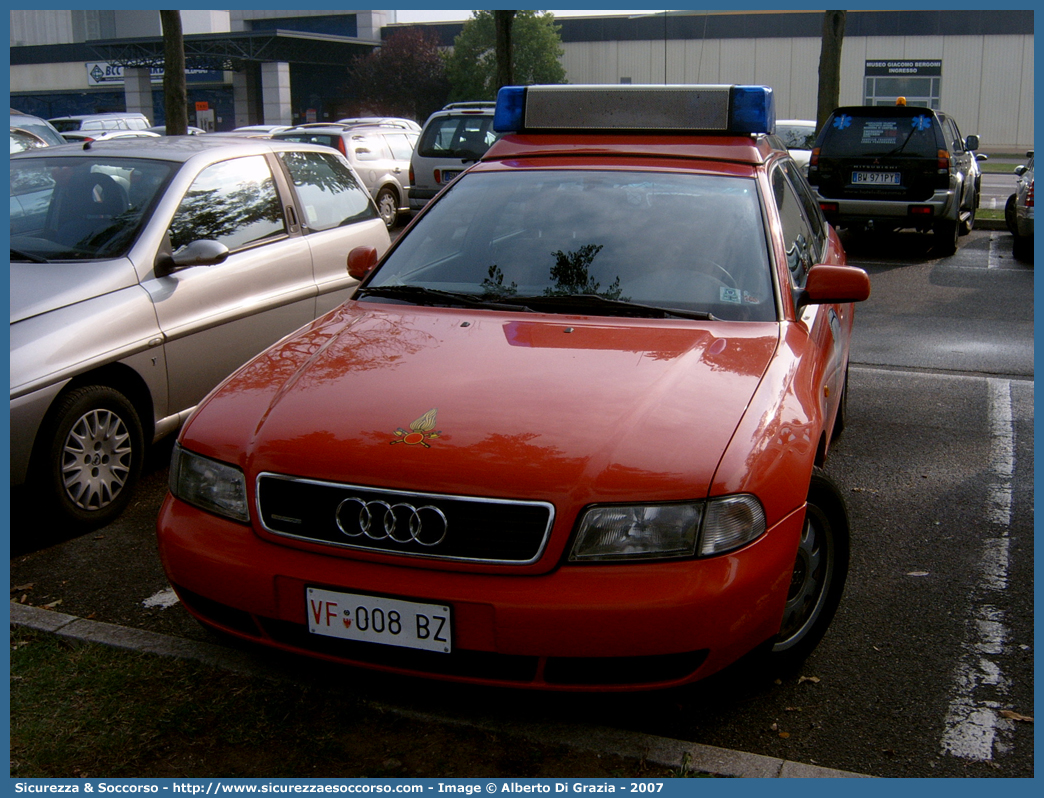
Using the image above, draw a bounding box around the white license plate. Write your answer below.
[306,587,451,653]
[852,171,901,185]
[441,170,461,184]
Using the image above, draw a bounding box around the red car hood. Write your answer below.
[185,303,780,504]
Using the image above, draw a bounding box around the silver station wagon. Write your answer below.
[10,137,391,528]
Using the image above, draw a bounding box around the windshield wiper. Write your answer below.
[883,126,918,157]
[356,284,532,312]
[10,248,48,263]
[511,293,717,321]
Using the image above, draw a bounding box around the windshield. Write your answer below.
[417,116,501,159]
[368,170,775,322]
[820,112,941,158]
[10,156,175,260]
[776,123,817,150]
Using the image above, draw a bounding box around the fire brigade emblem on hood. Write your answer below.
[391,408,441,447]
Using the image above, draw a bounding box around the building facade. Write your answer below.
[10,9,1034,150]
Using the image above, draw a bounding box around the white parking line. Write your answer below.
[939,378,1015,762]
[987,231,1003,269]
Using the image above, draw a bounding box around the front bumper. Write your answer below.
[157,495,803,691]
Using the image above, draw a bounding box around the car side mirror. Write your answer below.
[965,134,980,151]
[347,245,379,280]
[158,239,230,274]
[1015,165,1027,176]
[795,264,871,312]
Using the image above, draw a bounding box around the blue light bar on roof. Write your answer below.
[494,84,775,136]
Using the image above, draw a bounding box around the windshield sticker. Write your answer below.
[860,120,899,146]
[720,287,742,304]
[833,114,852,130]
[912,115,933,131]
[391,408,442,448]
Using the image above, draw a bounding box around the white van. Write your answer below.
[48,112,151,133]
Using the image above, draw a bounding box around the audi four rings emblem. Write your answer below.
[335,498,448,547]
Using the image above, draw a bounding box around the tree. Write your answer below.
[817,10,846,131]
[160,10,187,135]
[494,11,516,89]
[445,10,566,102]
[347,28,449,122]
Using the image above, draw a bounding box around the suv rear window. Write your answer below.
[819,112,941,158]
[417,116,500,159]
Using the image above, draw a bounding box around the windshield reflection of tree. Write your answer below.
[279,152,363,196]
[481,243,623,300]
[170,181,282,250]
[546,243,622,298]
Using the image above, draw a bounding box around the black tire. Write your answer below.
[768,467,850,673]
[934,218,959,256]
[1005,194,1019,235]
[37,385,145,529]
[375,187,399,229]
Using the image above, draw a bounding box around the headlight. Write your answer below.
[569,495,765,562]
[699,495,766,556]
[169,443,250,523]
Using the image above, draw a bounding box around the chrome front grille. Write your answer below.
[256,474,554,564]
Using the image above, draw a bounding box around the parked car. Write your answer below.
[806,105,986,255]
[157,84,870,692]
[408,101,501,211]
[48,112,151,133]
[775,119,817,173]
[1005,150,1034,262]
[60,130,161,144]
[230,125,291,136]
[10,110,66,153]
[147,125,206,136]
[10,137,391,529]
[335,117,420,131]
[272,124,418,229]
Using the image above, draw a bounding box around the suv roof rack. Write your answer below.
[442,101,497,110]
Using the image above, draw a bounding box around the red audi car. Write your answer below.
[157,85,870,691]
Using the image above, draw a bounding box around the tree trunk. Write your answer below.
[817,11,847,131]
[160,10,188,135]
[494,11,516,91]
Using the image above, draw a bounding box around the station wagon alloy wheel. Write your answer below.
[63,407,132,509]
[376,186,399,228]
[41,386,144,528]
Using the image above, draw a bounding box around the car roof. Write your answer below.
[9,135,338,163]
[48,112,148,121]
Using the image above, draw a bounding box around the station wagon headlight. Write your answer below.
[169,443,250,523]
[569,495,765,561]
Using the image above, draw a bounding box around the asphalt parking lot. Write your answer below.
[9,226,1034,778]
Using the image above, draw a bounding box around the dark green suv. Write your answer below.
[807,105,985,254]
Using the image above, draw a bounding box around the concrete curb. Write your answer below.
[11,602,871,779]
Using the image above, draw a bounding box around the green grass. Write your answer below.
[976,208,1006,222]
[978,160,1026,174]
[10,628,710,779]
